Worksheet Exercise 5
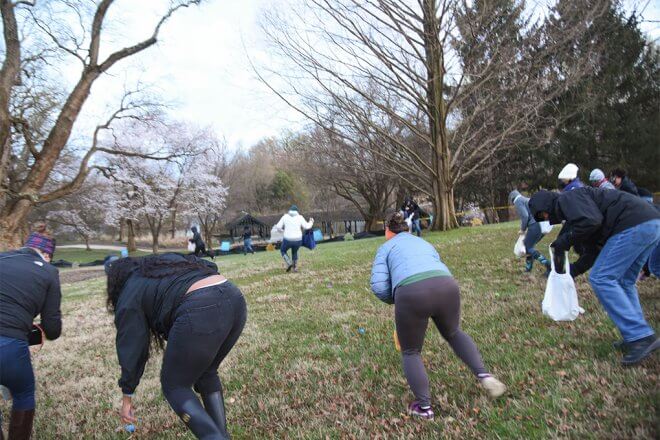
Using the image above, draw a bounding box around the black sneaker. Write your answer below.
[286,264,293,272]
[621,336,660,366]
[612,340,629,352]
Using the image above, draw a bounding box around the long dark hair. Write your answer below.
[106,254,217,347]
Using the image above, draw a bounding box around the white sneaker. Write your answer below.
[480,376,506,399]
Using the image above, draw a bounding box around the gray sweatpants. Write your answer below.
[395,276,487,406]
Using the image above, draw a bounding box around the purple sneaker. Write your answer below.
[407,401,434,420]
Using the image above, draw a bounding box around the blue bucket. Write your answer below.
[313,229,323,242]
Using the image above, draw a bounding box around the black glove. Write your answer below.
[550,243,566,274]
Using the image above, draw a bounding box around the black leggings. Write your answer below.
[395,276,487,407]
[161,282,247,439]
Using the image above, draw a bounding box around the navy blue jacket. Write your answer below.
[0,248,62,341]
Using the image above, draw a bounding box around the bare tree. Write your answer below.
[258,0,607,230]
[0,0,203,247]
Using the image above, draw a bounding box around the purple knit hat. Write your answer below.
[24,233,56,257]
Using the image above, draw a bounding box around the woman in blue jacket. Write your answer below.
[370,213,506,420]
[106,253,246,439]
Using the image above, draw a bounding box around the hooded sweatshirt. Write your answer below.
[509,190,535,232]
[528,187,660,253]
[275,210,313,241]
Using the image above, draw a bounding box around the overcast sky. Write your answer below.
[64,0,660,153]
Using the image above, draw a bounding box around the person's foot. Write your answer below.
[524,259,533,272]
[292,265,298,273]
[621,336,660,366]
[479,376,507,399]
[286,264,293,272]
[612,339,629,352]
[407,401,434,420]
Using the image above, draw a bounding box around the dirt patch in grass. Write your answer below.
[59,268,106,284]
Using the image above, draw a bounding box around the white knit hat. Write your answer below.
[589,168,605,182]
[558,163,579,180]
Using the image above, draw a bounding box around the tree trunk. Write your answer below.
[0,1,21,188]
[84,236,91,251]
[423,0,458,231]
[170,209,176,239]
[118,218,124,241]
[126,219,137,253]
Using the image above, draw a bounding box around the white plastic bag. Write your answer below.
[542,247,584,321]
[187,241,196,252]
[514,235,526,258]
[539,221,553,234]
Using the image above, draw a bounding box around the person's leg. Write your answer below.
[413,219,422,237]
[524,223,548,272]
[588,222,658,344]
[394,285,432,408]
[194,285,247,436]
[290,241,302,271]
[162,287,241,439]
[280,240,292,269]
[426,278,488,376]
[0,337,36,440]
[649,241,660,278]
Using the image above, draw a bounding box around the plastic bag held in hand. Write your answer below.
[514,234,526,258]
[542,246,584,321]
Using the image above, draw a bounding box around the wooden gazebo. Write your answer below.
[225,213,269,239]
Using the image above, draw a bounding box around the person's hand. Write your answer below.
[309,217,314,223]
[519,230,525,235]
[121,395,137,424]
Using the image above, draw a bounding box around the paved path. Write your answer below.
[58,244,154,252]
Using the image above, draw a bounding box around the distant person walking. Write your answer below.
[509,190,551,274]
[275,205,313,272]
[558,163,584,192]
[370,213,506,420]
[588,169,615,190]
[243,226,255,255]
[401,196,422,237]
[0,225,62,439]
[106,253,246,439]
[189,226,214,260]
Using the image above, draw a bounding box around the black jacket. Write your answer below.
[0,248,62,341]
[529,187,660,253]
[618,177,639,196]
[189,227,205,247]
[114,253,218,394]
[401,200,421,221]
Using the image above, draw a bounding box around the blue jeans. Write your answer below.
[523,222,545,259]
[412,219,422,236]
[649,241,660,277]
[0,336,35,410]
[588,219,660,342]
[243,238,254,254]
[281,239,302,265]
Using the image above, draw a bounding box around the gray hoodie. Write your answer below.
[509,190,535,231]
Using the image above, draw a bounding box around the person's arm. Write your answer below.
[301,216,314,230]
[275,215,286,231]
[370,245,393,304]
[515,201,529,232]
[40,268,62,340]
[115,302,151,396]
[570,244,599,278]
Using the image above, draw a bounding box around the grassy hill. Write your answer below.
[9,222,658,439]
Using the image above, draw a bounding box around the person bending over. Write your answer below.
[529,187,660,365]
[510,190,551,274]
[370,213,506,420]
[106,253,247,439]
[0,225,62,440]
